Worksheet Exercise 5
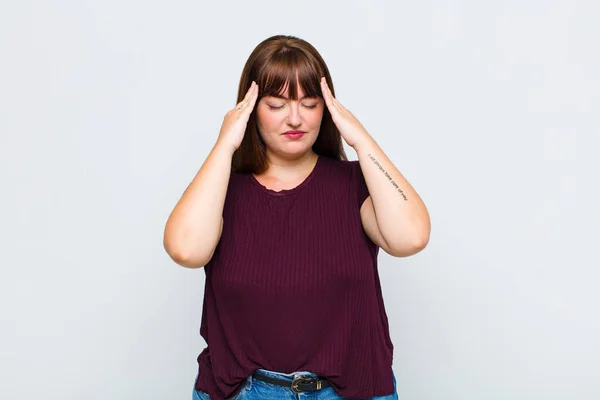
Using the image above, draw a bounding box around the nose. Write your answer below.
[286,102,302,126]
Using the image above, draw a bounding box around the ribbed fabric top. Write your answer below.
[194,154,395,399]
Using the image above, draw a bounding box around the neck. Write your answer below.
[261,151,318,179]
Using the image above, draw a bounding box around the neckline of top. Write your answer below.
[248,155,322,197]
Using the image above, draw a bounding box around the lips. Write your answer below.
[283,130,305,135]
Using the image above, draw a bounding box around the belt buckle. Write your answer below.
[291,376,314,393]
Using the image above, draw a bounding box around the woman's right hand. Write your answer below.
[217,81,259,153]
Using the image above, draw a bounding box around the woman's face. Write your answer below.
[255,83,324,157]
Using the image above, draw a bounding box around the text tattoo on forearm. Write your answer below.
[367,154,408,201]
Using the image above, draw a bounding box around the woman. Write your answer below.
[164,35,430,400]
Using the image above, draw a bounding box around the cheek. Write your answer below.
[256,107,281,130]
[308,109,324,127]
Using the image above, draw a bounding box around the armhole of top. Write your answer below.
[353,160,370,209]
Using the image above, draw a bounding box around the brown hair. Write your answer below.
[231,34,348,173]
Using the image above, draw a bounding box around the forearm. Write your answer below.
[354,135,431,249]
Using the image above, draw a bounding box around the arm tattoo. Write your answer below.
[367,153,408,201]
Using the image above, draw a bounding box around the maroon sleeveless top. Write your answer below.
[194,154,395,399]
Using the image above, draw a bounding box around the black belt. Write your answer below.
[251,371,331,393]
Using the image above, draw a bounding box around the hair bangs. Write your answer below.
[258,51,322,101]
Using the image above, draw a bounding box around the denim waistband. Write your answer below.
[255,368,323,381]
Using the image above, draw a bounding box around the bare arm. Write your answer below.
[355,136,431,254]
[163,80,259,268]
[163,142,234,268]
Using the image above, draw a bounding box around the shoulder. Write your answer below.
[318,156,357,177]
[315,157,364,193]
[222,170,250,204]
[327,158,364,184]
[228,169,249,188]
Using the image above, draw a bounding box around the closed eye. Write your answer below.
[268,104,318,110]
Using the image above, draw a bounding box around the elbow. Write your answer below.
[174,256,208,269]
[388,241,427,258]
[410,237,429,255]
[405,217,430,254]
[409,229,430,254]
[414,230,430,250]
[387,231,430,258]
[167,249,210,269]
[163,237,210,269]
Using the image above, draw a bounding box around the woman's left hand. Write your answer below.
[320,76,372,149]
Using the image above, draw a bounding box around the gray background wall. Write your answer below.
[1,1,598,399]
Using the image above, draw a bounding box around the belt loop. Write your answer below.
[246,374,252,390]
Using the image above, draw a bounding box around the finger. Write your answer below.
[245,83,259,112]
[321,78,342,113]
[237,81,256,108]
[321,78,335,103]
[323,81,344,111]
[238,82,258,113]
[320,78,335,110]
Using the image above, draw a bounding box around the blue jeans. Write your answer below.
[193,368,398,400]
